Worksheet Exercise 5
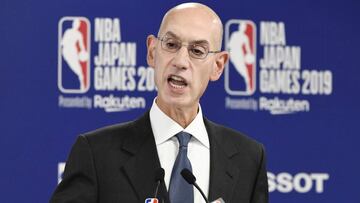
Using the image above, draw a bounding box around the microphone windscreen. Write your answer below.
[155,168,165,182]
[181,168,196,184]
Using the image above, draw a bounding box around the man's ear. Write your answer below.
[146,35,157,68]
[210,51,229,81]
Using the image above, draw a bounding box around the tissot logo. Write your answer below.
[58,16,91,93]
[225,19,256,96]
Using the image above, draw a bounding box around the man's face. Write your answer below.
[147,9,226,110]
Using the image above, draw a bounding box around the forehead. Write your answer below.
[160,9,219,47]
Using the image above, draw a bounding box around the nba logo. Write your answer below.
[145,198,158,203]
[225,19,256,96]
[58,16,90,93]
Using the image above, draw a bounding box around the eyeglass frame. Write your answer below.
[156,32,222,60]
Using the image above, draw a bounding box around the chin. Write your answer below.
[161,94,193,109]
[167,97,189,106]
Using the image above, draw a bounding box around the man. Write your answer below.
[51,3,268,203]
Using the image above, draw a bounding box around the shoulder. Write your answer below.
[204,118,265,156]
[79,111,151,148]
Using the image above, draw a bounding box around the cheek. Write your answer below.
[198,64,214,81]
[153,56,166,82]
[153,71,160,86]
[194,69,211,91]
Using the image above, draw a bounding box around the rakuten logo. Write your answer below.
[268,172,329,193]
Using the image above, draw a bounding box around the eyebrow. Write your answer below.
[165,31,210,46]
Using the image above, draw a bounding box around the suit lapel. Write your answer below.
[119,113,240,202]
[120,112,169,202]
[205,118,240,202]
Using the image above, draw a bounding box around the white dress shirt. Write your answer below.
[149,99,210,203]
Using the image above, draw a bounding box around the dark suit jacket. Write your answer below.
[50,111,268,203]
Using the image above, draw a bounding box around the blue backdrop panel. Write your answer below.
[1,0,359,202]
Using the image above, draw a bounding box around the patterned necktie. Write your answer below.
[169,131,194,203]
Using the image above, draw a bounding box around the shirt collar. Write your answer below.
[149,98,209,148]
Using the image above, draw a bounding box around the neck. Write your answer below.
[156,100,198,128]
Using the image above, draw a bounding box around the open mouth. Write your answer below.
[167,74,188,89]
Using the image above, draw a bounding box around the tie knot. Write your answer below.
[176,131,192,147]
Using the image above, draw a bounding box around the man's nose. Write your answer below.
[172,46,190,70]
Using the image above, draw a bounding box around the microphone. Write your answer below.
[154,168,165,198]
[181,169,210,203]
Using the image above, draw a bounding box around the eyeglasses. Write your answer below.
[157,35,221,59]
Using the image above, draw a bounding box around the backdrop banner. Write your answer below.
[1,0,359,202]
